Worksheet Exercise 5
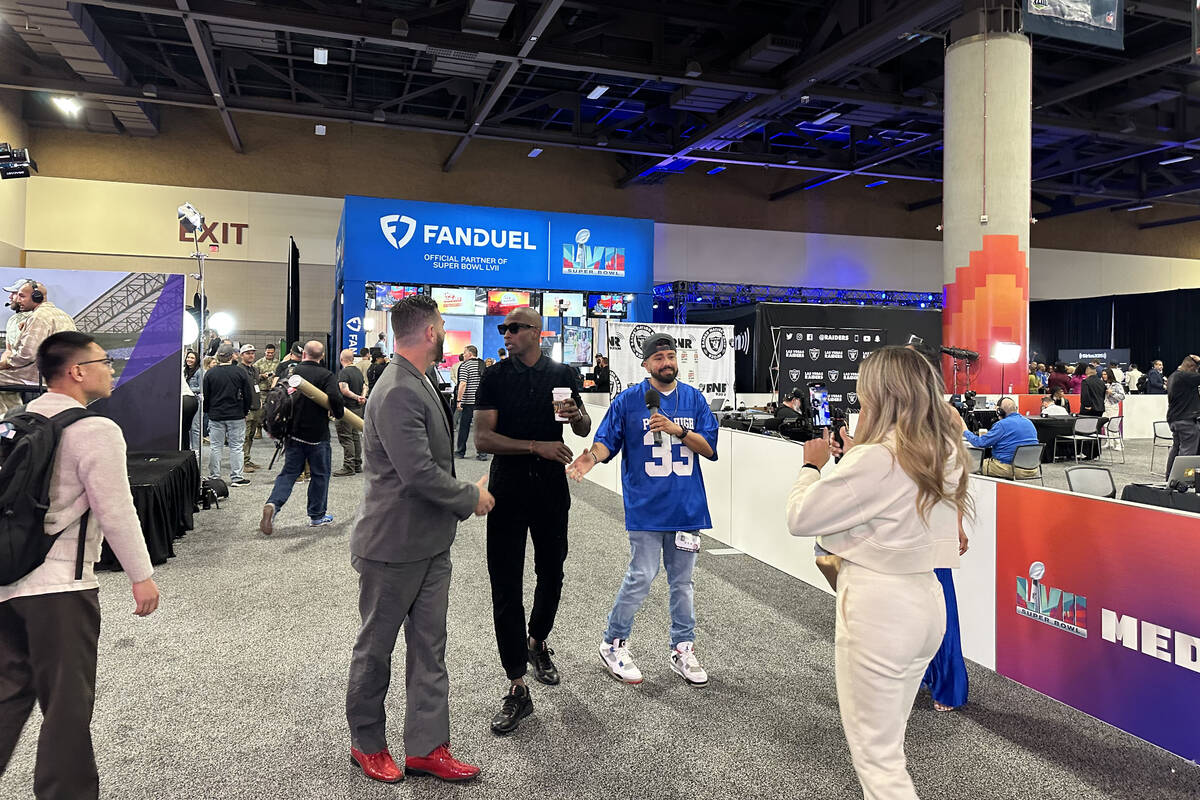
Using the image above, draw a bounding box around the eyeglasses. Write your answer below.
[76,357,114,368]
[497,323,537,335]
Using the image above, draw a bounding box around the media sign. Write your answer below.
[338,196,652,292]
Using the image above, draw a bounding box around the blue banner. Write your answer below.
[338,196,653,293]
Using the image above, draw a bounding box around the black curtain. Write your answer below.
[1029,296,1112,365]
[1113,288,1200,371]
[285,237,300,348]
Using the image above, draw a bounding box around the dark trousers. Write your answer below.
[0,590,102,800]
[336,417,362,470]
[266,440,331,521]
[244,408,262,464]
[1166,419,1200,477]
[455,405,475,456]
[346,553,451,757]
[486,487,569,680]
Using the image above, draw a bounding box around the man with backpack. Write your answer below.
[0,331,160,800]
[259,341,345,534]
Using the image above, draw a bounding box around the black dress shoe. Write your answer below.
[490,684,532,735]
[527,640,560,685]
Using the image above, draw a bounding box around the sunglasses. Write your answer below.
[497,323,537,335]
[76,357,114,368]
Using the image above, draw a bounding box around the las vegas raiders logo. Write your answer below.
[808,348,820,360]
[848,392,859,405]
[789,369,801,381]
[828,370,840,382]
[847,349,859,361]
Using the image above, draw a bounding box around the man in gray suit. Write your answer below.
[346,295,493,784]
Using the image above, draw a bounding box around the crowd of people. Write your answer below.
[5,277,1200,799]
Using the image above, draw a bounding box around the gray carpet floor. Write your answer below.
[2,434,1197,800]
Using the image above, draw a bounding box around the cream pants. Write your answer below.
[836,561,946,800]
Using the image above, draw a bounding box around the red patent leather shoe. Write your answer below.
[350,747,403,783]
[405,743,481,782]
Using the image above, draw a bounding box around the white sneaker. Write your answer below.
[599,638,643,684]
[670,642,708,687]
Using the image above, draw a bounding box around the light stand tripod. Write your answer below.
[179,203,208,489]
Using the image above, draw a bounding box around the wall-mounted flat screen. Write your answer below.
[542,291,586,317]
[486,290,533,316]
[370,283,419,310]
[431,286,484,315]
[587,293,628,319]
[562,325,594,365]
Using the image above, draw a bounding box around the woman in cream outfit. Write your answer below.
[786,346,972,800]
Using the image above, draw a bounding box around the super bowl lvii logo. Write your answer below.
[1016,561,1087,638]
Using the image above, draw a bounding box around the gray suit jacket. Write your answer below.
[350,354,478,563]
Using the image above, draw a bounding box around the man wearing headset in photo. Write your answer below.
[959,397,1039,479]
[0,279,76,414]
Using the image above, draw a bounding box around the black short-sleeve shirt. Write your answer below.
[475,355,584,494]
[337,365,365,410]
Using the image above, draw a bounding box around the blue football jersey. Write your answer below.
[593,378,719,532]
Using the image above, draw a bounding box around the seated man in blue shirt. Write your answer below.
[962,397,1040,478]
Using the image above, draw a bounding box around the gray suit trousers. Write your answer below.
[346,552,451,758]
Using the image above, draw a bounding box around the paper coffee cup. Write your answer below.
[552,387,572,421]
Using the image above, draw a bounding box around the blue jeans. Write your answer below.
[266,440,331,521]
[604,530,697,647]
[208,418,245,480]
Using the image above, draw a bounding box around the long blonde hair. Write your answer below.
[853,346,974,524]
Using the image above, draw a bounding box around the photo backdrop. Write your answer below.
[0,268,184,451]
[605,322,735,403]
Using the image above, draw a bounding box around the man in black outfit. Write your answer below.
[1147,360,1166,394]
[774,388,810,420]
[203,343,253,487]
[259,340,345,533]
[365,347,388,394]
[1079,364,1106,417]
[1165,354,1200,476]
[334,348,366,476]
[474,307,590,735]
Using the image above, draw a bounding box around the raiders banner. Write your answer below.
[606,322,736,404]
[775,326,887,411]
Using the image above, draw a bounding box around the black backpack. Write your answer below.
[261,376,302,442]
[0,408,96,586]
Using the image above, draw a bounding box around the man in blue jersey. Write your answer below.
[567,333,719,687]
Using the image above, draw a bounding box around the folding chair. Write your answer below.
[1099,415,1125,465]
[1065,466,1116,498]
[965,446,984,475]
[1055,416,1100,462]
[1150,421,1172,476]
[1010,443,1046,486]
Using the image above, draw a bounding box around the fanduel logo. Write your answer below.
[380,215,417,249]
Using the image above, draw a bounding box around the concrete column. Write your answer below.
[942,32,1031,394]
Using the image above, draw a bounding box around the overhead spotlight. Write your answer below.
[52,96,81,115]
[177,202,204,233]
[391,18,409,36]
[527,147,543,157]
[315,124,327,135]
[586,85,609,100]
[528,34,539,42]
[313,47,328,65]
[685,60,702,78]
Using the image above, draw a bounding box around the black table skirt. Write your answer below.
[1120,484,1200,515]
[98,451,199,569]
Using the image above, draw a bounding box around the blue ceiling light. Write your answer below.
[865,180,888,188]
[706,165,726,175]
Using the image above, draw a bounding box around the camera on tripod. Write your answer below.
[949,390,978,429]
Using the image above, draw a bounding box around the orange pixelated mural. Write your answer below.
[942,234,1029,394]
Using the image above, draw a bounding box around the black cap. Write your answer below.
[641,332,677,361]
[289,343,303,357]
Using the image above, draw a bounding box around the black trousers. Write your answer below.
[486,482,570,680]
[455,404,475,456]
[0,589,102,800]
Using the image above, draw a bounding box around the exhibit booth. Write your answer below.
[333,196,653,377]
[565,396,1200,765]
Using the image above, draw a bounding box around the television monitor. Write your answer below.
[372,283,419,311]
[543,291,586,317]
[562,325,593,365]
[587,293,628,319]
[431,286,482,315]
[486,290,533,316]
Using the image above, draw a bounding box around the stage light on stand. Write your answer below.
[182,312,199,346]
[992,341,1021,393]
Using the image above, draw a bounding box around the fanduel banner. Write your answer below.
[606,322,735,404]
[338,196,652,293]
[775,326,885,410]
[995,483,1200,762]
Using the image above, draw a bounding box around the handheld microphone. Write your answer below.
[644,388,662,446]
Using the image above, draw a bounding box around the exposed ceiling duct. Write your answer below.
[5,0,157,135]
[732,34,802,74]
[462,0,515,38]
